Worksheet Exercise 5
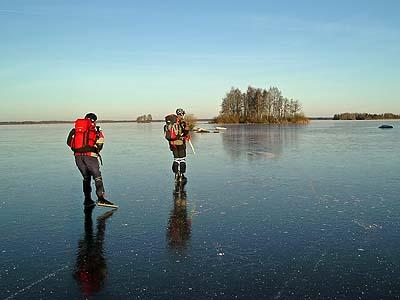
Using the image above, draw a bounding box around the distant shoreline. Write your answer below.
[2,117,399,126]
[0,120,135,125]
[0,119,213,125]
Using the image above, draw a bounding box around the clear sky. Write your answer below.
[1,0,399,121]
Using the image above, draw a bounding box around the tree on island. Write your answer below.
[215,86,308,124]
[333,113,400,120]
[136,114,153,123]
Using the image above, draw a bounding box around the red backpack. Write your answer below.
[71,118,98,153]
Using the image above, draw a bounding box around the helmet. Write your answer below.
[84,113,97,122]
[176,108,185,116]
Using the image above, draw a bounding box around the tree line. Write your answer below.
[215,86,308,124]
[333,113,400,120]
[136,114,153,123]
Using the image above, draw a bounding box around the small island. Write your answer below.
[136,114,153,123]
[214,86,308,124]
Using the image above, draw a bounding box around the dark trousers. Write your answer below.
[75,156,105,199]
[171,145,186,174]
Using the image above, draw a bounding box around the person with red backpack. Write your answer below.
[164,108,190,183]
[67,113,116,208]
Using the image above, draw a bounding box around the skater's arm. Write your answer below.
[66,129,75,147]
[180,121,190,137]
[95,128,105,152]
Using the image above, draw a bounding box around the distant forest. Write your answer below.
[333,113,400,120]
[215,86,308,124]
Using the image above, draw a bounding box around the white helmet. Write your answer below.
[176,108,185,116]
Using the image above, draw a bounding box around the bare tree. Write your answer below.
[217,85,308,124]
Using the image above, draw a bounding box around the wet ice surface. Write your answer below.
[0,121,400,299]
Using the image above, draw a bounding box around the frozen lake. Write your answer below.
[1,120,399,299]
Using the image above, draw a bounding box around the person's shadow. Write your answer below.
[166,181,192,253]
[73,206,115,297]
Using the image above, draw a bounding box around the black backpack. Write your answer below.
[164,114,180,141]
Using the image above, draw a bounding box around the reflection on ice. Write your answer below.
[73,207,115,296]
[166,182,192,254]
[221,124,300,160]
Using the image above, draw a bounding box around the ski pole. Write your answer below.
[188,139,196,155]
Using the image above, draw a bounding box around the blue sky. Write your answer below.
[0,0,399,121]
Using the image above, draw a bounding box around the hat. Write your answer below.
[84,113,97,122]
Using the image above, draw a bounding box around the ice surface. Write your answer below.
[1,121,400,299]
